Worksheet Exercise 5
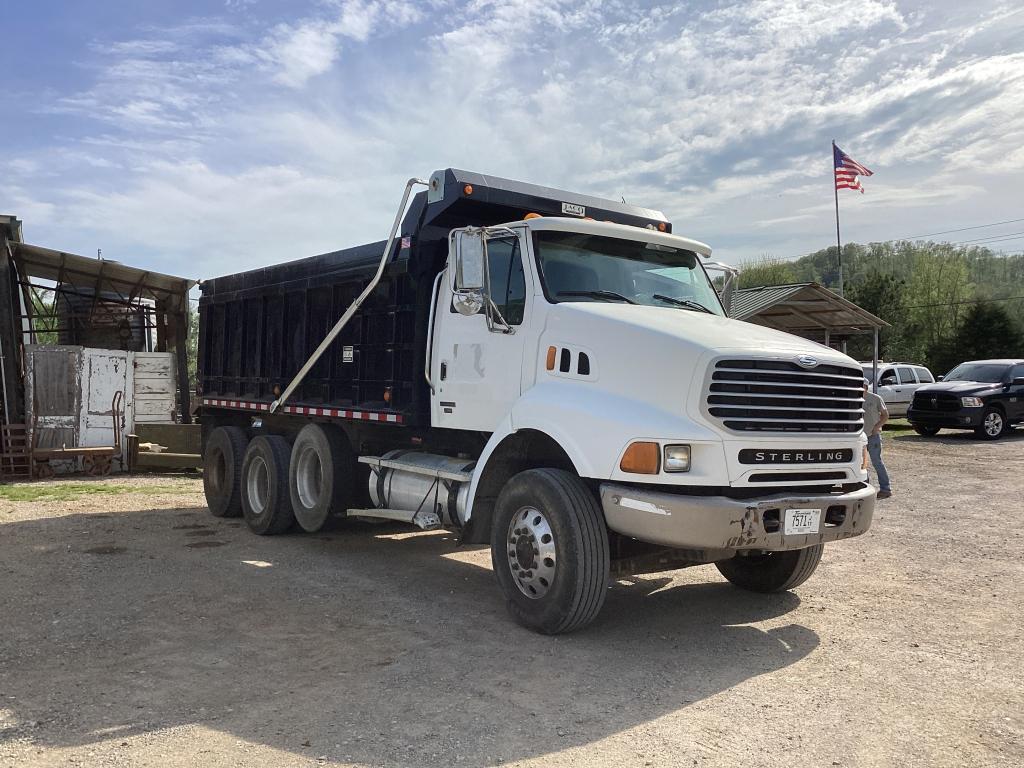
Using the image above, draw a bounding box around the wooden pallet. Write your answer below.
[0,423,32,480]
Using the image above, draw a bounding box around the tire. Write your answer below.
[203,426,248,518]
[241,435,296,535]
[289,423,357,532]
[490,468,609,635]
[975,408,1007,440]
[913,425,940,437]
[715,544,824,593]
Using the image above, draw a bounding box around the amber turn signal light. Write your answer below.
[546,346,557,371]
[620,441,660,474]
[464,184,473,196]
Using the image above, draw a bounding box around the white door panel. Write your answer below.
[431,229,532,431]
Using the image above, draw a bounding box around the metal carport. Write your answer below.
[729,282,890,385]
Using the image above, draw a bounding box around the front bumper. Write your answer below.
[599,482,875,552]
[907,406,984,429]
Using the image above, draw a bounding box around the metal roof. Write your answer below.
[10,242,195,309]
[731,282,888,335]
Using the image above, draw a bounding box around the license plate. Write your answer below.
[784,508,821,535]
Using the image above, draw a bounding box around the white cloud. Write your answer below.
[8,0,1024,277]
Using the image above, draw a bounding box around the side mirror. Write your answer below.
[455,229,485,291]
[452,229,486,315]
[937,375,944,381]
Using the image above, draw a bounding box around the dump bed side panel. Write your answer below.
[199,239,426,425]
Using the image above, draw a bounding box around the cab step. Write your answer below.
[345,507,442,530]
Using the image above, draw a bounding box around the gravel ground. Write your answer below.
[1,429,1022,768]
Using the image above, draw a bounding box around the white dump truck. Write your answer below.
[198,169,874,634]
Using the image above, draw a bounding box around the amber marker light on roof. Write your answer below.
[464,184,474,195]
[620,441,660,474]
[524,212,542,220]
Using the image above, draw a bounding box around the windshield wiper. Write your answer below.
[558,290,636,304]
[653,294,713,314]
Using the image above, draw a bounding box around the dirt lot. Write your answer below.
[1,429,1022,768]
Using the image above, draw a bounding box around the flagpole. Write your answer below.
[832,139,843,298]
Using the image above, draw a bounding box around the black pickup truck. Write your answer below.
[907,359,1024,439]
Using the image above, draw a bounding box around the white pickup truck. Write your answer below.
[199,169,875,634]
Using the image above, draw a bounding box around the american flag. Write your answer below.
[834,144,873,193]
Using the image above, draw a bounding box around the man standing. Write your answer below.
[863,379,891,499]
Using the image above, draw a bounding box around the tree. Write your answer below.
[737,257,800,289]
[187,308,199,393]
[845,270,907,361]
[28,290,59,345]
[947,302,1024,367]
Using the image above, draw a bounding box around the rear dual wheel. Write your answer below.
[288,423,359,532]
[203,426,248,517]
[241,435,295,535]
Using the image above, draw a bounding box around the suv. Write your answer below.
[861,362,936,417]
[907,359,1024,439]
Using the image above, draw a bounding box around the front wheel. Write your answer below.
[715,544,824,593]
[913,425,940,437]
[975,408,1007,440]
[490,469,609,635]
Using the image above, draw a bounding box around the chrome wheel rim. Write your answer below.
[294,445,323,509]
[984,412,1003,436]
[507,506,556,599]
[247,456,270,514]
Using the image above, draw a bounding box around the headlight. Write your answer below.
[961,396,983,407]
[663,444,691,472]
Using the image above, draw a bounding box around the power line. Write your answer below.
[952,232,1024,246]
[904,295,1024,310]
[903,217,1024,240]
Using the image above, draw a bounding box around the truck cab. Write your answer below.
[198,169,875,634]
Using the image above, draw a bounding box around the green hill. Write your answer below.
[736,241,1024,372]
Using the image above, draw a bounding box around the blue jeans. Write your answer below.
[866,433,890,492]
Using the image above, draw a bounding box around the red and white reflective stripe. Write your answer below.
[202,398,402,424]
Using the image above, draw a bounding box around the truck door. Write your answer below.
[892,366,919,415]
[876,367,900,415]
[1009,363,1024,419]
[429,230,531,431]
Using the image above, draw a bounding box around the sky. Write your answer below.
[2,0,1024,281]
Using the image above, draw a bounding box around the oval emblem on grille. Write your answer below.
[795,354,819,368]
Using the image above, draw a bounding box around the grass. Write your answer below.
[0,481,188,503]
[884,418,915,433]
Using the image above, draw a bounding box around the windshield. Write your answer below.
[944,363,1008,383]
[534,231,724,316]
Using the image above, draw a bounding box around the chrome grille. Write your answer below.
[706,359,864,433]
[912,392,959,412]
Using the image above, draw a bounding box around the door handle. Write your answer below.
[440,361,447,381]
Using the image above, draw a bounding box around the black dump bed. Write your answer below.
[199,168,671,427]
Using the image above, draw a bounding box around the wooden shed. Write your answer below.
[1,216,195,478]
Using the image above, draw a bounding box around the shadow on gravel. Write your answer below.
[0,506,818,766]
[892,427,1024,444]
